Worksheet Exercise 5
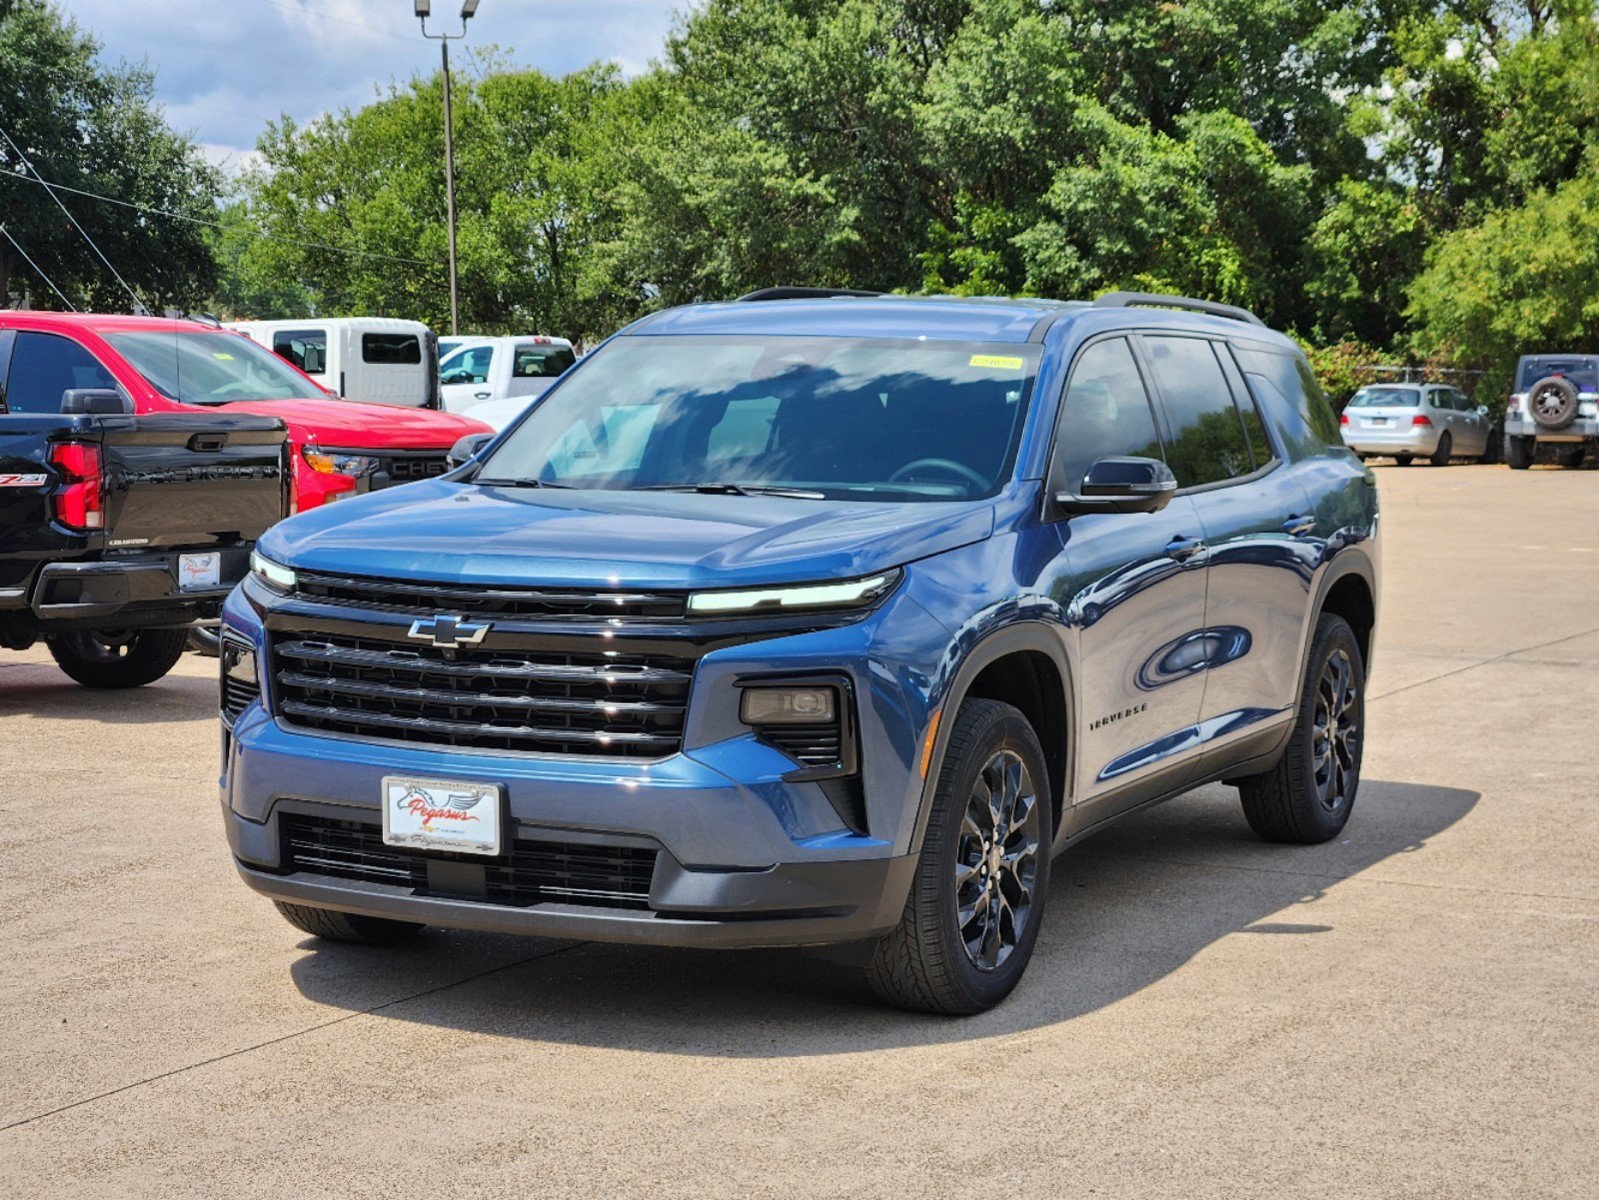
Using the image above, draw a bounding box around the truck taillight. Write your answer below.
[1412,414,1432,427]
[50,441,104,531]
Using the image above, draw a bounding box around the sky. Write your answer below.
[65,0,685,172]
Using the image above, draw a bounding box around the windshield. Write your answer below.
[1518,358,1598,392]
[477,335,1039,501]
[1346,387,1419,408]
[105,331,325,404]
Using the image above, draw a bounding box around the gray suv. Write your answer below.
[1504,355,1599,469]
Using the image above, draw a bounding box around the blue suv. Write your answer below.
[221,290,1379,1014]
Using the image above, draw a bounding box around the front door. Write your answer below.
[1042,335,1211,809]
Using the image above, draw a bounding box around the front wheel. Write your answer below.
[1429,431,1453,466]
[1236,613,1365,844]
[1394,454,1413,467]
[47,627,189,689]
[866,699,1052,1014]
[273,901,425,945]
[1556,444,1586,469]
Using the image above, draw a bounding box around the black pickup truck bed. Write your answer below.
[1,408,287,686]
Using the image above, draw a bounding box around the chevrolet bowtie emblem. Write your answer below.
[407,614,490,649]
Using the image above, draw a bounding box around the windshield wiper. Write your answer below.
[473,477,572,489]
[637,482,827,499]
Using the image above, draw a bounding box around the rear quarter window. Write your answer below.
[2,331,118,414]
[1231,344,1342,460]
[362,334,421,365]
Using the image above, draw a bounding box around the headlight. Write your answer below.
[249,549,296,591]
[686,570,899,616]
[301,446,380,477]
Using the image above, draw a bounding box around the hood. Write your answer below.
[262,479,995,590]
[213,399,490,448]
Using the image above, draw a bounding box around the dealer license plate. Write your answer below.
[382,776,504,856]
[178,551,221,591]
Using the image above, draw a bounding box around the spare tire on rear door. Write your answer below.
[1528,376,1580,430]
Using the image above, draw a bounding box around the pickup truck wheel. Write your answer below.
[273,901,425,945]
[1556,444,1586,469]
[1505,435,1534,469]
[865,698,1051,1015]
[47,627,189,688]
[1429,431,1452,466]
[1236,614,1364,844]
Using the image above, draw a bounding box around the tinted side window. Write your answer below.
[5,332,117,414]
[273,329,326,375]
[1142,336,1252,487]
[511,346,577,378]
[1052,337,1164,494]
[1231,345,1342,459]
[362,333,421,365]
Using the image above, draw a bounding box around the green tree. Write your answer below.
[0,0,220,310]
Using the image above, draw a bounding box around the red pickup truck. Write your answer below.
[0,312,490,512]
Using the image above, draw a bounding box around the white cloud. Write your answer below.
[67,0,684,166]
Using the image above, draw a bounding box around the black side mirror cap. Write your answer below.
[61,388,132,416]
[447,432,494,468]
[1053,456,1178,517]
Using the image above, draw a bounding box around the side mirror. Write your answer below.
[447,432,494,468]
[1053,456,1178,517]
[1477,404,1490,416]
[61,388,132,415]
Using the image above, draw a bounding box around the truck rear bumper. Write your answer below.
[1504,417,1599,442]
[26,547,249,623]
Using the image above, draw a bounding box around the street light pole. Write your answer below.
[415,0,481,337]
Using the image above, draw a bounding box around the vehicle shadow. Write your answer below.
[288,778,1476,1056]
[0,655,215,724]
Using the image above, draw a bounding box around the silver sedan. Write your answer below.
[1339,384,1493,465]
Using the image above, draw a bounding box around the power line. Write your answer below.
[0,121,149,314]
[0,166,439,269]
[0,224,78,311]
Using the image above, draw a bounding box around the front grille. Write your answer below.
[295,570,687,622]
[272,630,693,757]
[374,453,448,487]
[280,815,656,910]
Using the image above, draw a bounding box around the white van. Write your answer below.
[439,335,576,415]
[228,317,442,408]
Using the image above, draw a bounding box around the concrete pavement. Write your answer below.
[1,462,1595,1198]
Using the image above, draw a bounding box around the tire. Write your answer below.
[47,627,189,689]
[1505,435,1535,470]
[1556,444,1586,469]
[1429,431,1452,466]
[1394,454,1413,467]
[1479,428,1502,464]
[865,699,1052,1015]
[1236,613,1365,844]
[273,901,425,945]
[1527,376,1579,431]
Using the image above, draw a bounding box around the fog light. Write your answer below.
[740,685,836,726]
[222,641,257,686]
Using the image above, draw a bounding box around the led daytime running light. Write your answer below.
[250,550,297,591]
[687,571,896,615]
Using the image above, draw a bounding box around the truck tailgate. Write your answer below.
[98,414,287,549]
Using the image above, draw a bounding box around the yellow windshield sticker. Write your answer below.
[969,354,1024,370]
[213,352,235,360]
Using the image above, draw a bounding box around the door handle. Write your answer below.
[1165,535,1207,562]
[1281,514,1316,536]
[474,391,491,400]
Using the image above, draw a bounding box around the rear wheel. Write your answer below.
[1236,614,1364,844]
[1505,435,1535,470]
[47,627,189,688]
[1429,431,1453,466]
[273,901,425,945]
[866,699,1051,1014]
[1556,444,1586,469]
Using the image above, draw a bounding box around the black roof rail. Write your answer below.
[736,287,882,302]
[1093,290,1265,328]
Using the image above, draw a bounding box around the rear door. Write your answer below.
[1138,333,1311,758]
[1046,335,1211,810]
